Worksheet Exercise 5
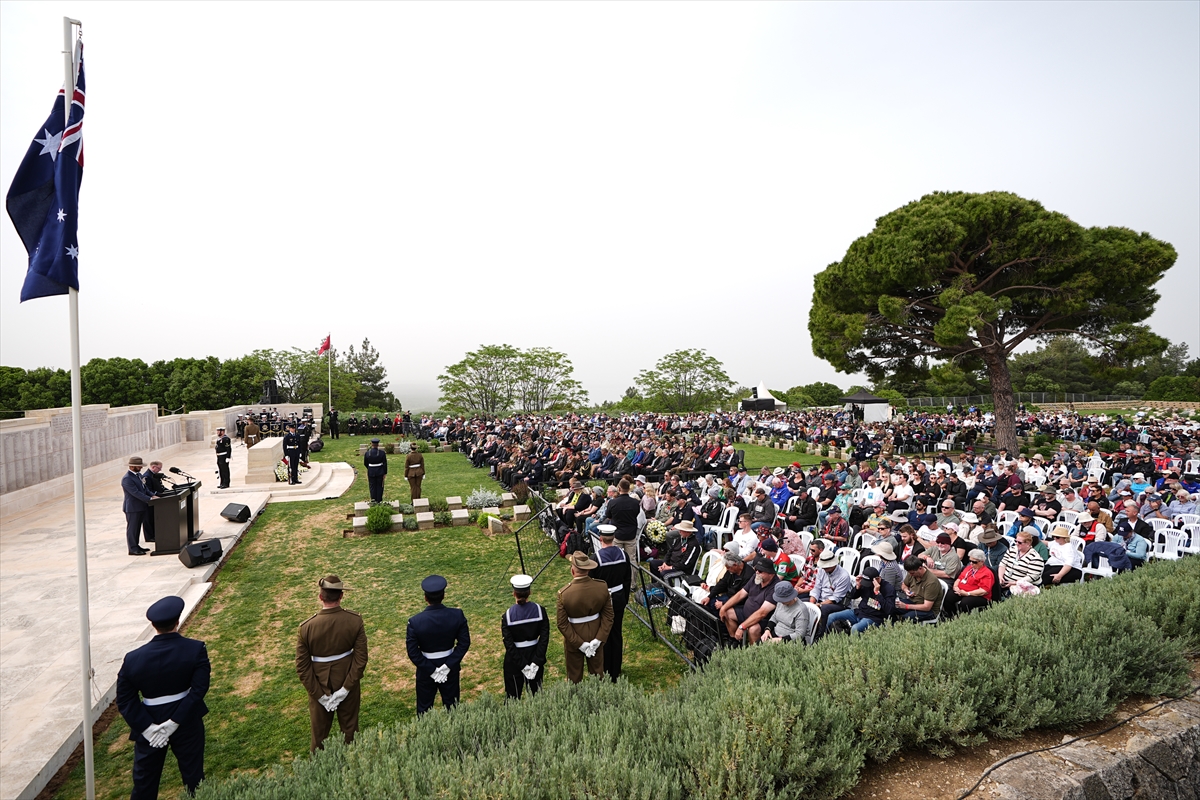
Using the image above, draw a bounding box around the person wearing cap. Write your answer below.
[1042,526,1083,586]
[825,566,896,634]
[363,436,388,504]
[122,456,155,556]
[116,596,210,798]
[244,415,261,449]
[214,426,232,489]
[404,441,426,500]
[719,557,780,644]
[819,504,850,548]
[281,422,303,485]
[921,532,963,581]
[1059,486,1084,514]
[895,556,945,621]
[949,549,996,615]
[1030,486,1062,523]
[809,548,854,637]
[296,576,369,750]
[1129,472,1152,496]
[759,537,798,584]
[406,575,471,712]
[1085,498,1114,535]
[760,580,812,643]
[591,525,630,682]
[501,575,549,698]
[701,553,751,611]
[556,551,614,682]
[997,529,1046,592]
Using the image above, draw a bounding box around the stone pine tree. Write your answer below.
[808,191,1176,451]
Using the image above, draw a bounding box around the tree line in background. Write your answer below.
[438,345,588,415]
[0,337,396,417]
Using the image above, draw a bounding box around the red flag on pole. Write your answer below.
[317,335,330,355]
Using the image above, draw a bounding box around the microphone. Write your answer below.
[169,467,197,482]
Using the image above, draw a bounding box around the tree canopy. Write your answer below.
[634,349,732,413]
[438,345,587,415]
[809,191,1176,449]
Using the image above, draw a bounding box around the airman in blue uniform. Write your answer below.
[364,437,388,503]
[406,575,470,714]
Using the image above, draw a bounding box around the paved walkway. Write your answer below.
[0,442,354,800]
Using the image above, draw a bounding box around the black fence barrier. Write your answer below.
[626,562,726,670]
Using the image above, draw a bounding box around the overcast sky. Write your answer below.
[2,1,1197,411]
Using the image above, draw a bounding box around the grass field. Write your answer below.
[54,436,692,799]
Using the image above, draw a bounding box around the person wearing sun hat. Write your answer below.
[556,551,614,682]
[299,575,370,747]
[121,456,155,556]
[1042,526,1083,586]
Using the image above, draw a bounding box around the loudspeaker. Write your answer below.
[261,379,280,405]
[179,539,223,568]
[220,503,251,523]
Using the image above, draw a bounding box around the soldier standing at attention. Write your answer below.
[556,551,614,683]
[500,574,549,698]
[115,596,210,800]
[405,444,426,500]
[364,437,387,504]
[295,575,369,753]
[328,408,340,439]
[591,525,629,682]
[214,426,232,489]
[406,575,471,714]
[297,418,311,467]
[282,422,302,485]
[243,417,261,449]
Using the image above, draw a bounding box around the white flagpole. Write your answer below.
[327,335,332,417]
[63,16,95,800]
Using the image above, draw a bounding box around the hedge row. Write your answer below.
[195,558,1200,800]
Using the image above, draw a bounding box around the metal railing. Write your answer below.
[625,562,725,669]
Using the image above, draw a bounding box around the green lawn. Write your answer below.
[55,438,687,799]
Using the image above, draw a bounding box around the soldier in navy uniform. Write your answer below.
[296,419,311,467]
[116,596,210,799]
[214,427,232,489]
[405,575,470,714]
[364,437,387,504]
[328,408,340,439]
[591,525,629,682]
[283,423,302,485]
[500,574,549,698]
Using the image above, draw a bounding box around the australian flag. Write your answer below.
[6,42,85,301]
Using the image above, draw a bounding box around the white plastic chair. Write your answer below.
[857,554,882,576]
[1184,459,1200,475]
[1147,517,1172,533]
[850,531,875,551]
[997,511,1018,532]
[920,580,951,626]
[710,505,738,550]
[807,487,821,500]
[1056,510,1080,528]
[1151,530,1185,561]
[802,602,822,645]
[1079,555,1114,581]
[1175,513,1199,528]
[851,488,866,504]
[797,530,814,552]
[697,550,724,584]
[1180,523,1200,555]
[819,537,839,555]
[835,547,859,574]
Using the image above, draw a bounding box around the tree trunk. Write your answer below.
[981,344,1018,453]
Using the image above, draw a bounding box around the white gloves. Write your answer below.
[432,664,451,683]
[521,663,540,680]
[319,687,349,712]
[579,638,601,658]
[143,720,179,748]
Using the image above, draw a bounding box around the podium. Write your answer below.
[149,481,202,556]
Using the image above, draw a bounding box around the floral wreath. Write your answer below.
[643,519,669,545]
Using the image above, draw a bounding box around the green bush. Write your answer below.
[401,516,418,532]
[364,503,393,534]
[466,509,480,525]
[433,511,453,527]
[428,497,449,513]
[1033,432,1049,447]
[413,440,430,454]
[193,558,1199,800]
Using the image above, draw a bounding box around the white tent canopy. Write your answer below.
[756,382,787,410]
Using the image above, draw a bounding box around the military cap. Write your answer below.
[146,596,185,625]
[421,574,448,593]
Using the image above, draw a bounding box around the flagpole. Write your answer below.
[327,335,332,418]
[63,16,95,800]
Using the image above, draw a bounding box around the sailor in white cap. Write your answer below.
[501,574,549,698]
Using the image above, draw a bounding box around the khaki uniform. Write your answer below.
[244,421,260,449]
[404,451,426,500]
[555,576,614,683]
[296,606,368,752]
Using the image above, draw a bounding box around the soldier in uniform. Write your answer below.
[283,423,302,485]
[500,574,549,699]
[328,408,340,439]
[591,525,629,682]
[115,596,210,799]
[556,551,614,683]
[244,417,261,449]
[234,415,245,440]
[406,575,471,714]
[296,418,311,467]
[364,437,387,504]
[404,444,426,500]
[295,575,369,753]
[370,414,381,435]
[214,426,232,489]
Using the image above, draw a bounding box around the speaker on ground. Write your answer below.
[220,503,251,523]
[179,539,223,568]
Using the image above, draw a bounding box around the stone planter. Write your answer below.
[416,511,435,531]
[350,514,404,534]
[451,509,469,527]
[446,496,463,511]
[513,504,531,522]
[354,500,399,515]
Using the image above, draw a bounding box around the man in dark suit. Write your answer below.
[364,438,387,503]
[122,457,154,555]
[328,408,339,439]
[406,575,471,713]
[116,596,210,799]
[141,461,170,544]
[214,426,232,489]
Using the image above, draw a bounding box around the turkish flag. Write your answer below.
[317,335,330,356]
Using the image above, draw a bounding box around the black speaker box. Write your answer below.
[220,503,252,523]
[179,539,223,568]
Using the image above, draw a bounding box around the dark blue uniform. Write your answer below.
[214,432,232,488]
[122,468,154,554]
[282,430,302,484]
[500,601,549,698]
[405,603,470,713]
[592,545,630,682]
[364,444,387,503]
[116,632,210,799]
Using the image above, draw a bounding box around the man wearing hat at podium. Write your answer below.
[591,525,630,682]
[296,575,369,752]
[122,456,155,556]
[364,437,388,504]
[556,551,614,683]
[406,575,471,713]
[500,574,549,698]
[214,426,232,489]
[116,596,210,799]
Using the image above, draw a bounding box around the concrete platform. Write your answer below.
[0,441,353,800]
